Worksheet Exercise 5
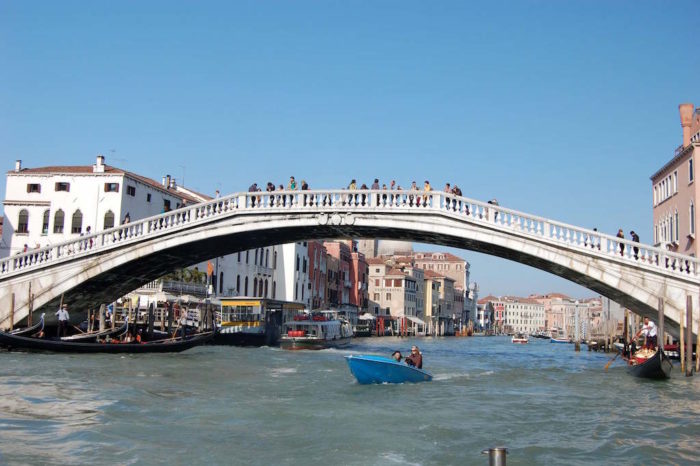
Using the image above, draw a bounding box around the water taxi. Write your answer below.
[214,298,304,346]
[280,312,353,350]
[511,333,529,344]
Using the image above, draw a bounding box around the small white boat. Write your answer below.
[280,313,353,350]
[512,333,529,344]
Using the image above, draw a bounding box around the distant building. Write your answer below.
[479,295,545,335]
[650,103,700,255]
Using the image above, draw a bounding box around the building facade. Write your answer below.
[651,103,700,256]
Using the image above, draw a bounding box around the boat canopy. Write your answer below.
[358,313,376,321]
[406,316,426,326]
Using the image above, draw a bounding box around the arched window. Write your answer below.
[255,249,258,265]
[264,279,269,298]
[71,209,83,234]
[17,209,29,233]
[246,250,249,264]
[265,249,269,268]
[236,275,241,295]
[691,201,696,235]
[54,209,64,233]
[42,209,50,234]
[675,210,679,242]
[253,278,258,297]
[219,272,224,294]
[259,279,264,296]
[273,251,277,269]
[272,281,276,299]
[104,211,115,230]
[244,277,249,296]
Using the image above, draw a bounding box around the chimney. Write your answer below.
[680,103,694,147]
[93,154,105,173]
[14,160,21,172]
[162,176,167,187]
[165,174,171,189]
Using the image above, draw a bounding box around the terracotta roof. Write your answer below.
[423,269,453,281]
[366,257,387,265]
[412,252,466,262]
[478,295,500,304]
[546,292,571,299]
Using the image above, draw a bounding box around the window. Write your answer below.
[103,211,115,229]
[237,252,241,262]
[71,210,83,234]
[296,255,300,272]
[675,210,680,242]
[264,279,268,298]
[17,209,29,233]
[272,281,276,299]
[246,250,249,264]
[253,278,258,297]
[255,249,258,265]
[386,293,391,300]
[690,158,694,183]
[163,199,171,211]
[394,279,402,287]
[236,275,241,294]
[126,185,136,196]
[302,258,307,274]
[104,183,119,192]
[375,279,380,286]
[220,272,224,294]
[265,249,269,268]
[273,251,278,269]
[653,186,658,205]
[691,201,696,236]
[26,183,41,193]
[54,209,64,233]
[42,210,50,234]
[55,182,70,192]
[147,193,152,202]
[244,277,249,295]
[674,171,678,193]
[373,293,380,300]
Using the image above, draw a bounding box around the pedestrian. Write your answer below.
[381,183,388,205]
[630,230,640,260]
[56,303,70,337]
[452,185,462,211]
[422,180,432,207]
[287,176,297,190]
[487,199,499,221]
[409,181,418,206]
[301,180,309,206]
[360,183,368,205]
[214,189,220,198]
[86,226,93,248]
[278,184,286,207]
[443,183,451,210]
[122,212,130,225]
[616,229,625,256]
[248,182,258,207]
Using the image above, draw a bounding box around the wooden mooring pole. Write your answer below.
[27,283,32,327]
[657,298,664,356]
[680,299,687,374]
[686,301,693,377]
[10,293,15,331]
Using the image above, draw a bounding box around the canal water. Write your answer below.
[0,336,698,465]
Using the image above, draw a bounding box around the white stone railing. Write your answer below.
[1,189,699,280]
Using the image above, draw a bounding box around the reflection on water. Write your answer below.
[0,337,699,465]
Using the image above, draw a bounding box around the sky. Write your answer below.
[1,1,699,298]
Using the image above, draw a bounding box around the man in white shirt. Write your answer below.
[56,304,70,337]
[633,317,658,349]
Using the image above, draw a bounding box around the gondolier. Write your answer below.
[56,304,70,337]
[633,317,658,350]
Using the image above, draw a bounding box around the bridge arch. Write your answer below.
[1,190,698,337]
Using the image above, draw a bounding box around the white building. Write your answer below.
[1,156,203,257]
[490,297,545,334]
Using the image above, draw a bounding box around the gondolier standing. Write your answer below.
[56,304,69,337]
[633,317,658,350]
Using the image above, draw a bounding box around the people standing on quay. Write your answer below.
[56,304,69,337]
[630,230,640,259]
[617,229,625,256]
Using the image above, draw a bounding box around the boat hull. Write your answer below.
[345,355,433,384]
[280,336,351,350]
[0,330,214,353]
[550,338,572,344]
[627,349,673,380]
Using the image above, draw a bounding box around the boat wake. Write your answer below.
[432,370,494,381]
[270,367,297,378]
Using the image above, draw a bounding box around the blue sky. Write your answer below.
[1,1,698,297]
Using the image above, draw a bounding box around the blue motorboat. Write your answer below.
[345,354,433,384]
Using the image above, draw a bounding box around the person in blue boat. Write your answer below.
[392,351,402,362]
[404,345,423,369]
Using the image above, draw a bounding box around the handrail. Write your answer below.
[1,189,698,280]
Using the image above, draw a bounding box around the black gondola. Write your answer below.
[60,320,129,342]
[627,348,673,380]
[0,330,215,353]
[9,313,45,337]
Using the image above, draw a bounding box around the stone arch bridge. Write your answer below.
[1,189,698,337]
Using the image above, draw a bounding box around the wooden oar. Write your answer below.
[604,352,620,371]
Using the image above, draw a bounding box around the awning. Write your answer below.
[406,316,426,326]
[358,313,376,321]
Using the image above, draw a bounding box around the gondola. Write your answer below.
[627,348,673,380]
[0,329,215,353]
[60,320,129,342]
[8,313,45,337]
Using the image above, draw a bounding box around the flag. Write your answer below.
[207,261,214,276]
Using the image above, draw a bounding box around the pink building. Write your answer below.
[308,240,327,309]
[651,103,700,256]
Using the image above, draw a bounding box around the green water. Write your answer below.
[0,336,698,465]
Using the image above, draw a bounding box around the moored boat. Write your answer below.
[626,347,672,380]
[345,355,433,384]
[0,329,215,353]
[60,320,129,342]
[9,313,45,337]
[550,337,572,344]
[511,333,529,344]
[280,313,352,350]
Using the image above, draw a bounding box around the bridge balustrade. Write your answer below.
[1,189,698,280]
